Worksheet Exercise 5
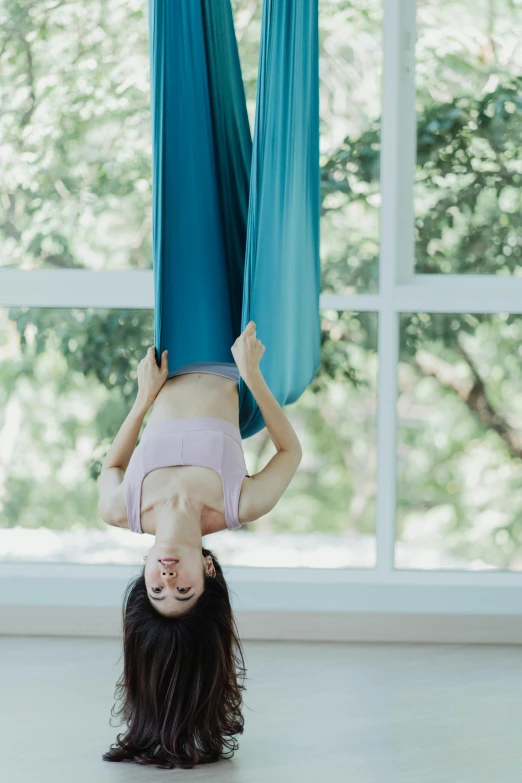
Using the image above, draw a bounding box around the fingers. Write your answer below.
[144,347,168,370]
[232,321,256,345]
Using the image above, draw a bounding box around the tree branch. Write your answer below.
[413,346,522,460]
[19,36,36,129]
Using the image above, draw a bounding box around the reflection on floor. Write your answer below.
[1,636,521,783]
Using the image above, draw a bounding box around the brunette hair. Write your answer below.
[103,548,246,769]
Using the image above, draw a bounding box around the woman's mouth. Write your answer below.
[159,558,179,565]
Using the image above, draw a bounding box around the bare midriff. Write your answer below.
[145,372,240,431]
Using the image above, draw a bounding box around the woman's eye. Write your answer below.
[153,587,162,593]
[178,587,190,594]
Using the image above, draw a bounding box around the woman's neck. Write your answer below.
[153,496,202,548]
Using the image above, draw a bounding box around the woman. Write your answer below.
[97,320,302,769]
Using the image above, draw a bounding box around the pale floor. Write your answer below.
[1,637,521,783]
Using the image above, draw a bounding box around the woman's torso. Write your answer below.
[147,371,240,429]
[124,372,245,535]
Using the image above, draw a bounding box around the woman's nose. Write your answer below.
[162,569,177,577]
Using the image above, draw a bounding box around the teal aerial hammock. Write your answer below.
[149,0,320,439]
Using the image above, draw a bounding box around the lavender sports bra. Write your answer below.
[124,417,249,534]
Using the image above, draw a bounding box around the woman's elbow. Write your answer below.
[288,444,302,467]
[97,501,117,528]
[97,503,110,527]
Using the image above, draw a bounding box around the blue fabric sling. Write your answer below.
[149,0,320,439]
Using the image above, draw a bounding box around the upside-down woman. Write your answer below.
[96,320,302,769]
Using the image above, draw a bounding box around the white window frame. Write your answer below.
[1,0,522,643]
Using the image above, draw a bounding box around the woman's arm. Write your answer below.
[231,323,303,523]
[232,321,302,455]
[97,346,168,525]
[97,395,150,525]
[238,367,302,524]
[242,367,302,455]
[100,395,150,472]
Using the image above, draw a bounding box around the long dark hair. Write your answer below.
[103,548,247,769]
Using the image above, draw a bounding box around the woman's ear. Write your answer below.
[204,555,216,578]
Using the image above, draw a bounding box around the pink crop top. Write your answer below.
[124,417,249,534]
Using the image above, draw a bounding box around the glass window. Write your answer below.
[0,307,377,568]
[414,0,522,275]
[318,0,382,295]
[397,311,522,571]
[235,0,383,296]
[1,0,382,295]
[0,1,152,272]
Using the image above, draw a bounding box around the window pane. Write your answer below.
[1,1,152,272]
[0,307,377,568]
[318,0,382,295]
[414,0,522,275]
[235,310,378,567]
[2,0,382,294]
[397,312,522,571]
[234,0,383,294]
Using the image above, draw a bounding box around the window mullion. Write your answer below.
[374,0,416,574]
[0,269,154,309]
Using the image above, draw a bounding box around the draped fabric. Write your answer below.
[149,0,320,439]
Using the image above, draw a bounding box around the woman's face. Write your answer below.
[143,547,216,617]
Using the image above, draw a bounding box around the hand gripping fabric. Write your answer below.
[148,0,320,439]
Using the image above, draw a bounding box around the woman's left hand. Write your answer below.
[136,347,168,407]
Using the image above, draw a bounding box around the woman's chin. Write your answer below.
[151,542,199,558]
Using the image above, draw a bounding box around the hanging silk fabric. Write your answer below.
[149,0,320,439]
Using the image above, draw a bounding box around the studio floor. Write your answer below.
[1,636,521,783]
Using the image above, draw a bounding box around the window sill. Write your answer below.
[1,563,521,644]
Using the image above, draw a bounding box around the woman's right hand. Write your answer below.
[136,346,168,407]
[231,321,265,379]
